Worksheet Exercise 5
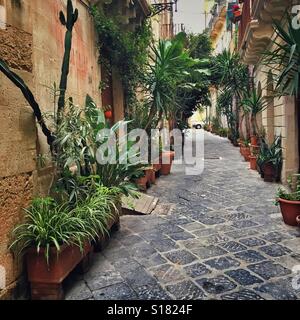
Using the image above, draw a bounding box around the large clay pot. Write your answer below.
[27,242,92,300]
[278,198,300,226]
[160,163,172,175]
[249,156,257,170]
[263,162,274,182]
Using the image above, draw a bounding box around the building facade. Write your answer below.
[238,0,298,182]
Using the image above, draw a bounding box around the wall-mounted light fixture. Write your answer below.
[151,0,178,17]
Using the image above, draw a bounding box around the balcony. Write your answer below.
[209,0,227,47]
[238,0,287,65]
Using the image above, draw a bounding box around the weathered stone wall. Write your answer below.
[0,0,102,299]
[255,60,299,183]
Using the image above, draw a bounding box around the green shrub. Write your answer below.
[10,198,92,263]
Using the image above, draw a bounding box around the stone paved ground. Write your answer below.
[66,132,300,300]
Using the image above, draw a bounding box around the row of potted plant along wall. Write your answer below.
[239,136,300,228]
[135,150,175,191]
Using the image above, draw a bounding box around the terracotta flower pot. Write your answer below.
[250,136,258,146]
[153,163,161,172]
[160,152,174,175]
[278,198,300,226]
[243,147,251,162]
[296,215,300,227]
[27,242,92,300]
[136,175,148,191]
[162,151,175,161]
[263,162,274,182]
[145,168,156,185]
[149,169,156,184]
[160,163,172,175]
[249,156,257,170]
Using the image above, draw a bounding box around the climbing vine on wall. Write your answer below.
[90,6,153,106]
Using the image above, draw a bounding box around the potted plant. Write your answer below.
[242,89,268,147]
[257,137,282,182]
[159,149,175,176]
[10,198,95,300]
[240,139,251,161]
[249,155,257,170]
[276,175,300,226]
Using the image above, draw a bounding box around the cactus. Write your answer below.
[57,0,78,120]
[0,59,55,149]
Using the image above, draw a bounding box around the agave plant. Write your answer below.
[263,12,300,96]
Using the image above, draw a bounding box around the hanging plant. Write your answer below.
[90,6,153,106]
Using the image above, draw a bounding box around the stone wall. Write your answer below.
[255,60,299,183]
[0,0,103,299]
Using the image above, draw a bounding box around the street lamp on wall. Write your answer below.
[151,0,178,17]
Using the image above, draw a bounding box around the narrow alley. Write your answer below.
[66,132,300,300]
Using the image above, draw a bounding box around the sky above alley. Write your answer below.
[174,0,214,34]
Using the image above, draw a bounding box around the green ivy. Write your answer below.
[90,6,153,106]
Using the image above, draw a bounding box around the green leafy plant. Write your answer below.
[276,174,300,203]
[257,136,282,179]
[263,12,300,96]
[144,33,202,131]
[10,198,93,263]
[242,88,268,137]
[211,50,249,141]
[91,6,152,106]
[54,94,144,198]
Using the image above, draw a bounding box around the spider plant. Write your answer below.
[10,198,94,264]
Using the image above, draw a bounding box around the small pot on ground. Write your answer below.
[243,146,251,162]
[135,175,148,191]
[278,198,300,226]
[153,162,162,178]
[296,215,300,227]
[249,155,257,170]
[250,135,258,146]
[27,242,92,300]
[145,167,156,185]
[160,152,174,176]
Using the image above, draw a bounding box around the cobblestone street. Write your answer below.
[66,132,300,300]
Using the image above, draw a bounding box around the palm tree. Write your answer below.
[211,50,249,142]
[144,33,208,131]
